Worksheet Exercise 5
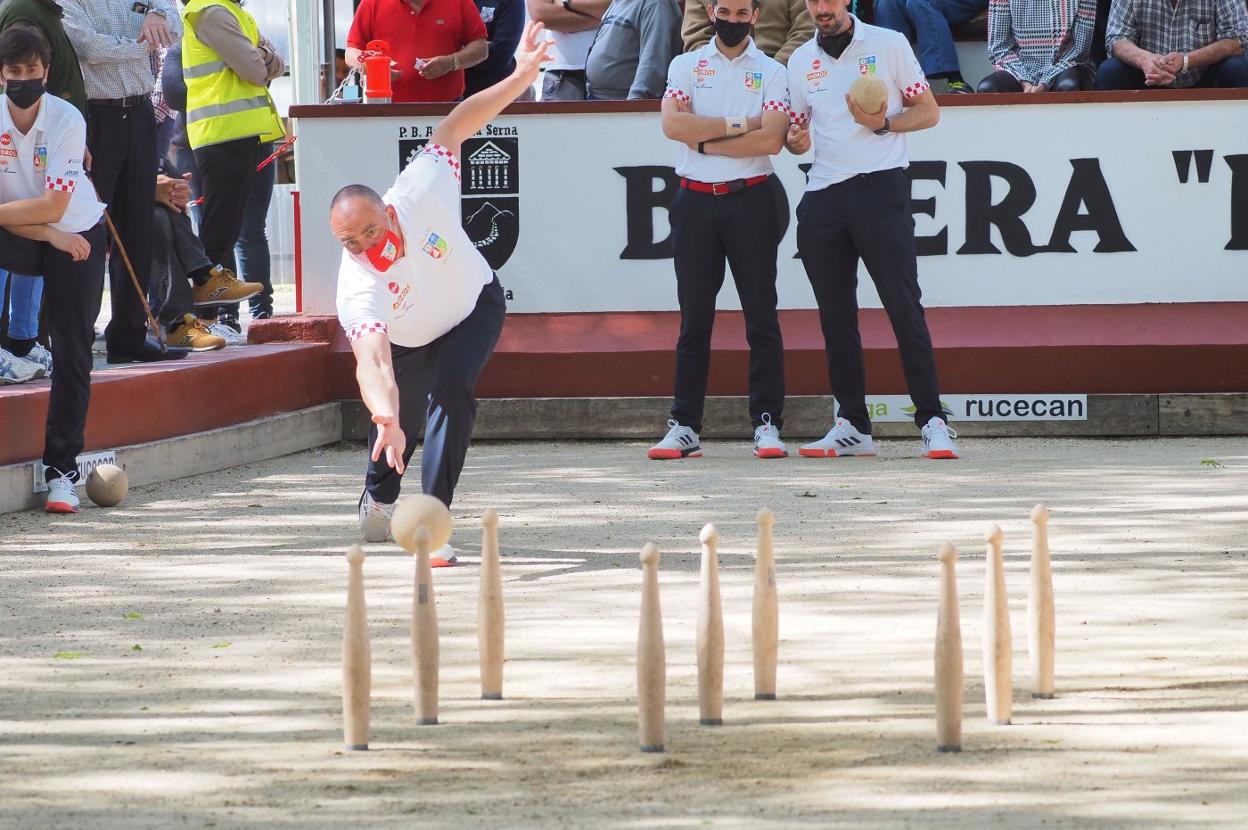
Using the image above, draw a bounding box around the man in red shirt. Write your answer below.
[347,0,489,102]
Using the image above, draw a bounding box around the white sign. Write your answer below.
[851,394,1088,422]
[31,450,116,493]
[294,100,1248,316]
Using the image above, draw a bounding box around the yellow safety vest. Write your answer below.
[182,0,285,149]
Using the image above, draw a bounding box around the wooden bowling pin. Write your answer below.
[934,543,963,752]
[411,527,440,725]
[342,544,371,750]
[697,524,724,726]
[1029,504,1056,699]
[982,524,1012,725]
[479,509,505,700]
[752,508,779,701]
[637,543,666,753]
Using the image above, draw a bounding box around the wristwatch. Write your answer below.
[873,117,891,136]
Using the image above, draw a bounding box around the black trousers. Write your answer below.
[151,204,214,330]
[0,225,106,480]
[365,277,506,507]
[796,168,944,434]
[669,177,787,434]
[976,66,1095,93]
[87,99,157,353]
[193,136,259,273]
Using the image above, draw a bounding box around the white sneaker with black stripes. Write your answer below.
[799,418,877,458]
[648,419,702,459]
[752,412,787,459]
[921,416,960,459]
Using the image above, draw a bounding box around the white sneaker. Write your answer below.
[647,419,702,460]
[431,543,459,568]
[0,347,41,384]
[207,321,247,346]
[25,343,53,378]
[921,417,960,459]
[358,490,395,542]
[799,418,877,458]
[752,412,787,459]
[45,470,80,514]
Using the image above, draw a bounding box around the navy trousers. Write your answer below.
[365,276,506,507]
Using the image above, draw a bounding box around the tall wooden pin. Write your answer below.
[479,509,505,700]
[342,544,371,751]
[411,527,440,725]
[752,508,779,701]
[637,543,666,753]
[934,542,963,752]
[982,524,1012,725]
[1029,504,1055,699]
[697,524,724,726]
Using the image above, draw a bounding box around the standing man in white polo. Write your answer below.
[785,0,959,459]
[648,0,792,460]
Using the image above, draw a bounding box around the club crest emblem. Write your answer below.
[859,55,877,75]
[745,71,763,92]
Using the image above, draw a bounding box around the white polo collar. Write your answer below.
[697,36,763,65]
[2,92,49,137]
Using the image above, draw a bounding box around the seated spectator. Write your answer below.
[586,0,682,99]
[0,25,108,512]
[1097,0,1248,89]
[977,0,1096,92]
[875,0,986,93]
[346,0,488,103]
[148,171,262,351]
[465,0,528,97]
[681,0,814,65]
[526,0,608,101]
[0,269,52,381]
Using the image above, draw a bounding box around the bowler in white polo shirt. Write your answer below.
[0,24,108,514]
[648,0,792,461]
[785,0,960,459]
[331,22,551,560]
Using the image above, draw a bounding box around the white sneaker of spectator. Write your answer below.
[752,413,787,459]
[207,321,248,346]
[921,417,960,459]
[799,418,877,458]
[0,347,42,384]
[45,470,80,514]
[24,343,53,378]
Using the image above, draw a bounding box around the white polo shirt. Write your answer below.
[664,38,789,182]
[0,93,104,234]
[336,143,493,349]
[787,18,930,190]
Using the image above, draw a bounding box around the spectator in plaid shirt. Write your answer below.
[977,0,1097,91]
[1097,0,1248,88]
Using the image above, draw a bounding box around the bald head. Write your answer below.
[330,184,396,256]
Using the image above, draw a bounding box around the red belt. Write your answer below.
[679,174,771,196]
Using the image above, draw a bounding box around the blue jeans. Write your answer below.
[234,141,275,319]
[874,0,989,77]
[0,270,44,341]
[1096,55,1248,90]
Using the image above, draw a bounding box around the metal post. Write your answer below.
[289,0,321,105]
[322,0,337,102]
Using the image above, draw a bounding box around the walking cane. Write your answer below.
[101,207,167,354]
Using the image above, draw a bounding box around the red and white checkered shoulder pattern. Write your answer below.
[46,176,76,194]
[664,86,691,104]
[419,143,461,182]
[789,109,810,127]
[346,321,389,342]
[902,80,931,100]
[763,99,788,114]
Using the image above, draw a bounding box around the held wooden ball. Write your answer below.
[391,494,453,553]
[86,464,128,507]
[848,75,889,116]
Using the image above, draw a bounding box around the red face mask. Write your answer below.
[353,216,402,273]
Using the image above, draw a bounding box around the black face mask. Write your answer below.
[713,18,752,48]
[4,77,44,110]
[817,28,853,59]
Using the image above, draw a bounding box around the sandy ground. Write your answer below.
[1,437,1246,829]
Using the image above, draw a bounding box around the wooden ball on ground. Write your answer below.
[848,75,888,115]
[86,464,128,507]
[391,494,453,553]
